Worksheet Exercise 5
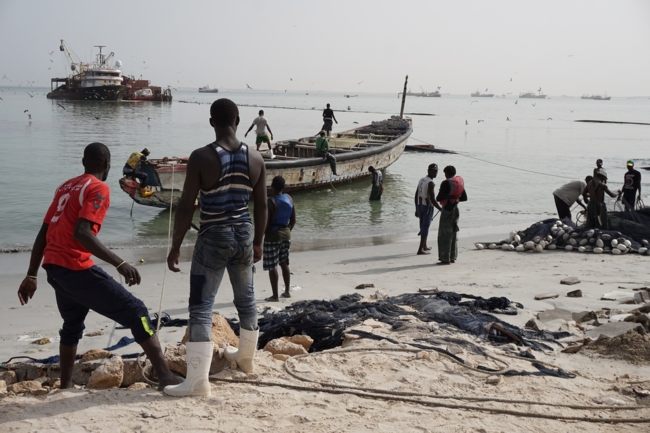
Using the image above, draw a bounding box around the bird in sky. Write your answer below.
[284,90,287,92]
[514,100,518,104]
[357,81,363,85]
[95,116,100,120]
[57,103,65,110]
[477,120,484,123]
[567,54,575,57]
[24,109,29,113]
[506,117,510,121]
[353,121,359,124]
[50,59,53,63]
[470,100,478,104]
[547,118,552,121]
[570,110,574,113]
[437,86,441,90]
[26,92,34,97]
[465,120,468,125]
[531,103,536,107]
[49,51,54,55]
[2,75,7,79]
[48,67,51,70]
[290,78,292,81]
[246,83,252,89]
[538,87,542,92]
[510,78,512,81]
[148,117,151,121]
[485,88,488,92]
[28,114,32,120]
[0,96,3,100]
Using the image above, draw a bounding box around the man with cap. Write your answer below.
[414,163,442,255]
[618,160,642,211]
[123,147,153,197]
[584,168,617,229]
[552,176,592,221]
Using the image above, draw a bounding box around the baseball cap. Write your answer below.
[627,160,634,167]
[428,163,438,171]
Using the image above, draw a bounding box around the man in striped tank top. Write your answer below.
[165,99,267,397]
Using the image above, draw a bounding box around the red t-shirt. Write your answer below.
[42,174,110,271]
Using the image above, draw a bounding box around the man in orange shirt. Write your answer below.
[18,142,180,391]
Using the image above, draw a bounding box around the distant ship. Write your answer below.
[519,90,547,99]
[417,90,441,97]
[471,89,494,97]
[198,85,219,93]
[123,77,172,102]
[581,94,611,100]
[47,40,129,101]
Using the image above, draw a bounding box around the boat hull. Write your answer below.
[47,85,129,101]
[119,123,411,209]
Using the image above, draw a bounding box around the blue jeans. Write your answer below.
[417,204,435,236]
[188,223,257,342]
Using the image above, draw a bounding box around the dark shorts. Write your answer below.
[255,135,270,145]
[45,264,154,347]
[553,194,572,221]
[417,204,435,236]
[322,119,333,131]
[263,240,291,271]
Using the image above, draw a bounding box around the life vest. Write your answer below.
[268,194,293,232]
[440,176,465,207]
[126,152,143,169]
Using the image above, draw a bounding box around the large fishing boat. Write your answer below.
[119,117,412,209]
[581,94,611,100]
[47,40,129,101]
[471,89,494,97]
[198,85,219,93]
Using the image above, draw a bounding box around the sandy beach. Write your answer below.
[1,227,650,431]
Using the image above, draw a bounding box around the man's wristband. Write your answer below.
[115,261,126,269]
[26,275,37,280]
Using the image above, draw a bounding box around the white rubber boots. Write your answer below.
[164,342,213,397]
[224,328,259,373]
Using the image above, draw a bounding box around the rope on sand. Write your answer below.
[156,163,174,334]
[210,347,650,423]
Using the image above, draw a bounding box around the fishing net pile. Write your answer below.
[356,116,411,135]
[253,292,569,354]
[475,207,650,255]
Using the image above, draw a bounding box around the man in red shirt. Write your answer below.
[17,142,180,391]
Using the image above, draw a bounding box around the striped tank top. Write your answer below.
[198,142,253,234]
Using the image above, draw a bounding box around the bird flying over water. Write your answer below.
[531,103,536,107]
[485,88,488,92]
[26,92,34,97]
[56,103,65,110]
[547,118,552,121]
[470,100,478,104]
[95,116,100,120]
[567,54,575,57]
[357,81,363,85]
[50,59,53,63]
[290,78,292,81]
[506,117,510,121]
[246,83,252,89]
[24,109,29,113]
[49,51,54,55]
[478,120,484,123]
[465,120,468,125]
[570,110,574,113]
[514,100,518,104]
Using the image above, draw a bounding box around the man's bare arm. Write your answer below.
[428,182,442,211]
[266,123,273,139]
[167,150,203,271]
[289,200,296,230]
[250,152,268,263]
[244,123,255,137]
[18,223,48,305]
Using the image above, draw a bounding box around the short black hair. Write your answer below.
[326,103,330,108]
[319,131,326,137]
[259,110,264,115]
[271,175,285,191]
[585,175,593,183]
[368,166,375,173]
[443,165,456,177]
[83,142,110,169]
[210,98,239,127]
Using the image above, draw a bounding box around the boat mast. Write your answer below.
[400,75,408,119]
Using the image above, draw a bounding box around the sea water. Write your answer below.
[0,87,648,251]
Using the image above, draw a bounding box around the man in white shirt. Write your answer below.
[245,110,274,151]
[552,176,592,221]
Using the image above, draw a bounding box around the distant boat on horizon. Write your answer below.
[198,85,219,93]
[471,89,494,97]
[581,94,611,100]
[519,90,547,99]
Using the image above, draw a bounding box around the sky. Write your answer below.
[1,0,649,96]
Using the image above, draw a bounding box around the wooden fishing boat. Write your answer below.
[119,116,412,209]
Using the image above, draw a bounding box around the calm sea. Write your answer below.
[0,87,648,251]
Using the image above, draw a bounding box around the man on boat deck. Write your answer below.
[123,147,153,197]
[368,166,383,201]
[263,176,296,302]
[165,99,267,397]
[18,142,180,391]
[583,169,617,229]
[315,131,338,176]
[415,164,442,255]
[435,166,467,265]
[321,103,338,136]
[244,110,274,152]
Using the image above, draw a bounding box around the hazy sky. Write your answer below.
[1,0,649,96]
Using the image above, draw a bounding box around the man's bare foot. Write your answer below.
[265,296,280,302]
[281,292,291,298]
[424,247,432,251]
[158,374,183,391]
[417,250,431,255]
[437,261,451,265]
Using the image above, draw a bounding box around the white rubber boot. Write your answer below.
[164,342,213,397]
[224,328,259,373]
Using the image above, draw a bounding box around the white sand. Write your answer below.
[1,227,650,431]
